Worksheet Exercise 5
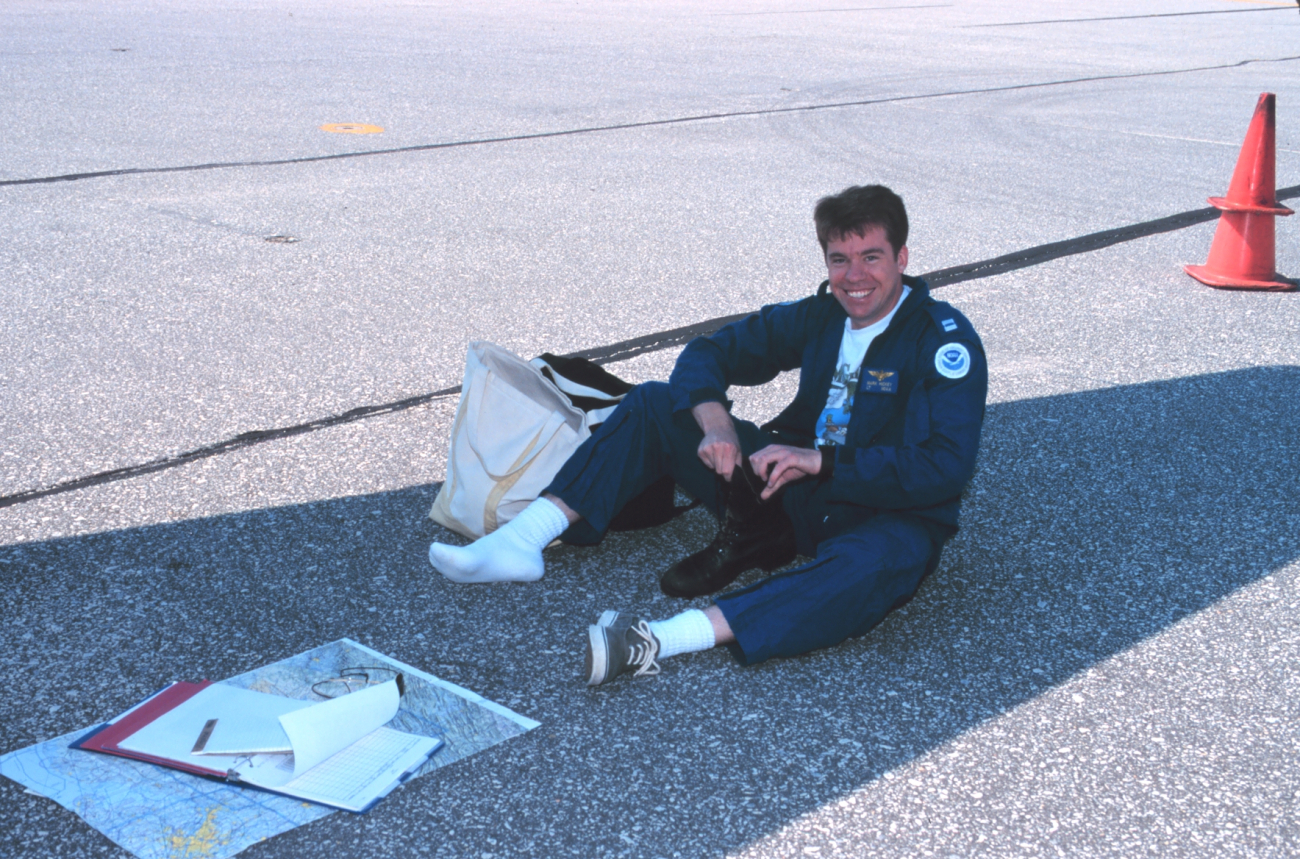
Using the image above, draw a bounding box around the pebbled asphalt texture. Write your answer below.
[2,1,1298,857]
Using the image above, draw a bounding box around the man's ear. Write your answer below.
[897,245,909,272]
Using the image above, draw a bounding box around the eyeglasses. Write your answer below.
[310,666,404,699]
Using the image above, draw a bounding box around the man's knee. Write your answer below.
[620,380,673,416]
[612,381,704,450]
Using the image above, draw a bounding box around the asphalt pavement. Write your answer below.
[2,1,1298,856]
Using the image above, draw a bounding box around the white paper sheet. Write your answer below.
[231,678,400,788]
[229,679,439,810]
[118,683,312,770]
[281,677,401,777]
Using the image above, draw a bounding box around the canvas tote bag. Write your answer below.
[428,342,628,540]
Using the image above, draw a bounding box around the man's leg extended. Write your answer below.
[430,381,756,582]
[714,513,938,664]
[584,514,937,683]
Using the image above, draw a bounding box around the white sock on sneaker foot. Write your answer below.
[429,498,569,583]
[648,609,716,660]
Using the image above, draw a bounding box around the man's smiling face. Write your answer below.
[824,224,908,329]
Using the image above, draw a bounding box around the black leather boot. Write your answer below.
[659,462,797,598]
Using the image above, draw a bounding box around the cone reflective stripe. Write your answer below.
[1185,93,1295,291]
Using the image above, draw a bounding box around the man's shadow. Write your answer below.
[1,366,1296,857]
[839,362,1299,749]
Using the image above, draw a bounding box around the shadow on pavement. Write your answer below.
[1,366,1297,857]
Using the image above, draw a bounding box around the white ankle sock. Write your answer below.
[648,609,716,660]
[429,497,570,584]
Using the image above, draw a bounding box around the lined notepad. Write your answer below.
[226,679,442,812]
[257,728,436,809]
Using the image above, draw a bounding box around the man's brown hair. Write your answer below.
[814,184,909,255]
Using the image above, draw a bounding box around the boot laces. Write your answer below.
[627,620,661,677]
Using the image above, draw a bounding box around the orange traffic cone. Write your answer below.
[1185,92,1295,291]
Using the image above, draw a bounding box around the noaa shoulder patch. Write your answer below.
[935,343,971,379]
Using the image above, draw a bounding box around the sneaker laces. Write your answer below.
[627,619,662,677]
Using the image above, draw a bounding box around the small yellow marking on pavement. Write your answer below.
[320,123,384,134]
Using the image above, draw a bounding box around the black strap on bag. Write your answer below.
[533,353,633,420]
[534,353,699,531]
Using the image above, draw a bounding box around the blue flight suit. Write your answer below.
[546,275,987,665]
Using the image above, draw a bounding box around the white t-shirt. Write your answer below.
[815,285,911,446]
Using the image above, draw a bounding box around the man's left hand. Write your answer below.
[749,445,822,500]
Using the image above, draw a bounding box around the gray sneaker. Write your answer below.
[584,610,661,686]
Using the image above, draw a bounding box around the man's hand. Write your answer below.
[692,401,743,481]
[749,444,822,500]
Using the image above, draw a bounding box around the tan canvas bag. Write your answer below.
[429,342,613,539]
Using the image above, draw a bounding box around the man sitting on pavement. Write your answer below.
[429,184,987,685]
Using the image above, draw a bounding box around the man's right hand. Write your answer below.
[692,401,743,481]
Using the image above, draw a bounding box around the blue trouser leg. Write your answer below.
[714,512,937,665]
[545,381,767,545]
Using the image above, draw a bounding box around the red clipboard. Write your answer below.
[71,680,228,779]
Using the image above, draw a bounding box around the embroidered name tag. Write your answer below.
[859,368,899,394]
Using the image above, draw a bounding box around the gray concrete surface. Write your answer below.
[2,1,1298,856]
